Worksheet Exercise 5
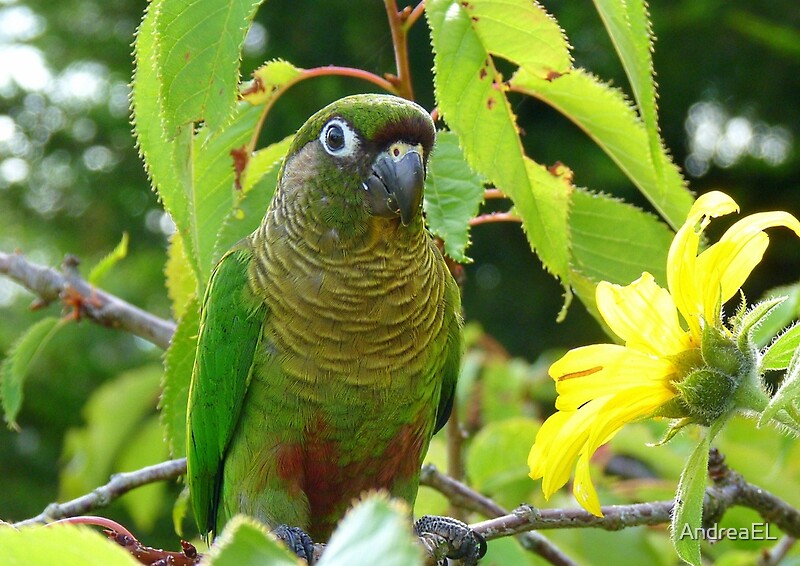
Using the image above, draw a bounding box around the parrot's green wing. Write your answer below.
[186,243,266,535]
[433,267,463,434]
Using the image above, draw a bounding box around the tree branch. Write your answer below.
[423,451,800,547]
[421,464,577,566]
[13,458,187,528]
[0,251,175,350]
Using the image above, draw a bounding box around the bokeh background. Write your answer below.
[1,0,799,558]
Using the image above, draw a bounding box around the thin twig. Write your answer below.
[0,251,175,349]
[469,212,522,227]
[483,188,508,200]
[445,404,467,522]
[384,0,414,99]
[421,465,577,566]
[759,536,797,566]
[13,458,187,528]
[403,1,426,31]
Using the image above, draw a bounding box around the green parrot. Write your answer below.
[186,94,484,563]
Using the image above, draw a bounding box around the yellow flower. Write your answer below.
[528,191,800,517]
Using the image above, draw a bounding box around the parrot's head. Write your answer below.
[278,94,435,237]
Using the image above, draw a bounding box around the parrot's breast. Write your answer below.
[231,196,453,540]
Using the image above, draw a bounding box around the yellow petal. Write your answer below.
[696,210,800,320]
[552,344,676,411]
[540,399,606,498]
[528,410,572,480]
[696,233,768,323]
[584,385,677,457]
[574,451,603,516]
[597,274,690,356]
[668,191,740,339]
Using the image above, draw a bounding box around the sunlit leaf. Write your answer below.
[213,138,290,259]
[425,131,484,263]
[592,0,666,206]
[671,421,722,566]
[467,417,539,508]
[189,103,265,287]
[752,282,800,348]
[428,0,572,281]
[205,515,298,566]
[239,135,293,197]
[165,231,199,320]
[760,342,800,428]
[511,68,692,230]
[155,0,264,134]
[132,3,199,281]
[762,322,800,372]
[160,296,200,458]
[1,317,64,430]
[241,59,303,105]
[60,365,162,499]
[0,524,139,566]
[88,232,129,285]
[318,494,422,566]
[116,416,170,531]
[569,189,674,312]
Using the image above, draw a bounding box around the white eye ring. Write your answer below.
[320,118,358,158]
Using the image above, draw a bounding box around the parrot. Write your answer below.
[186,94,485,563]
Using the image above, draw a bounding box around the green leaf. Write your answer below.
[0,524,140,566]
[205,515,298,566]
[752,282,800,347]
[569,189,674,318]
[239,135,293,197]
[570,189,673,285]
[160,296,200,458]
[1,317,63,429]
[155,0,264,134]
[189,103,265,286]
[762,322,800,372]
[455,0,571,77]
[671,421,723,566]
[60,365,162,499]
[214,137,291,259]
[318,495,422,566]
[511,68,692,230]
[425,131,484,262]
[760,342,800,428]
[466,417,539,508]
[165,231,199,320]
[427,0,572,281]
[241,59,303,106]
[116,416,170,532]
[88,232,129,285]
[172,486,192,538]
[592,0,666,201]
[133,3,200,281]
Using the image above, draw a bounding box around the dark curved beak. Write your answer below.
[363,143,424,225]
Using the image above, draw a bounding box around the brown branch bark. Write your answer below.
[421,464,577,566]
[0,251,175,349]
[13,458,187,528]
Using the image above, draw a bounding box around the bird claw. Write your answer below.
[273,524,316,565]
[415,515,487,565]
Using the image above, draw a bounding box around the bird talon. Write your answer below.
[273,524,315,565]
[415,515,486,565]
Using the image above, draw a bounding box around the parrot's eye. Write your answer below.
[320,118,358,158]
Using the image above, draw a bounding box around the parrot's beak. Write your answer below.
[363,142,425,226]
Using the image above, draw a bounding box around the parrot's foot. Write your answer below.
[414,515,487,565]
[273,524,316,565]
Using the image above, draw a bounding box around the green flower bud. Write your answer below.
[701,324,743,378]
[675,368,736,425]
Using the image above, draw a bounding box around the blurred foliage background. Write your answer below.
[1,0,799,561]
